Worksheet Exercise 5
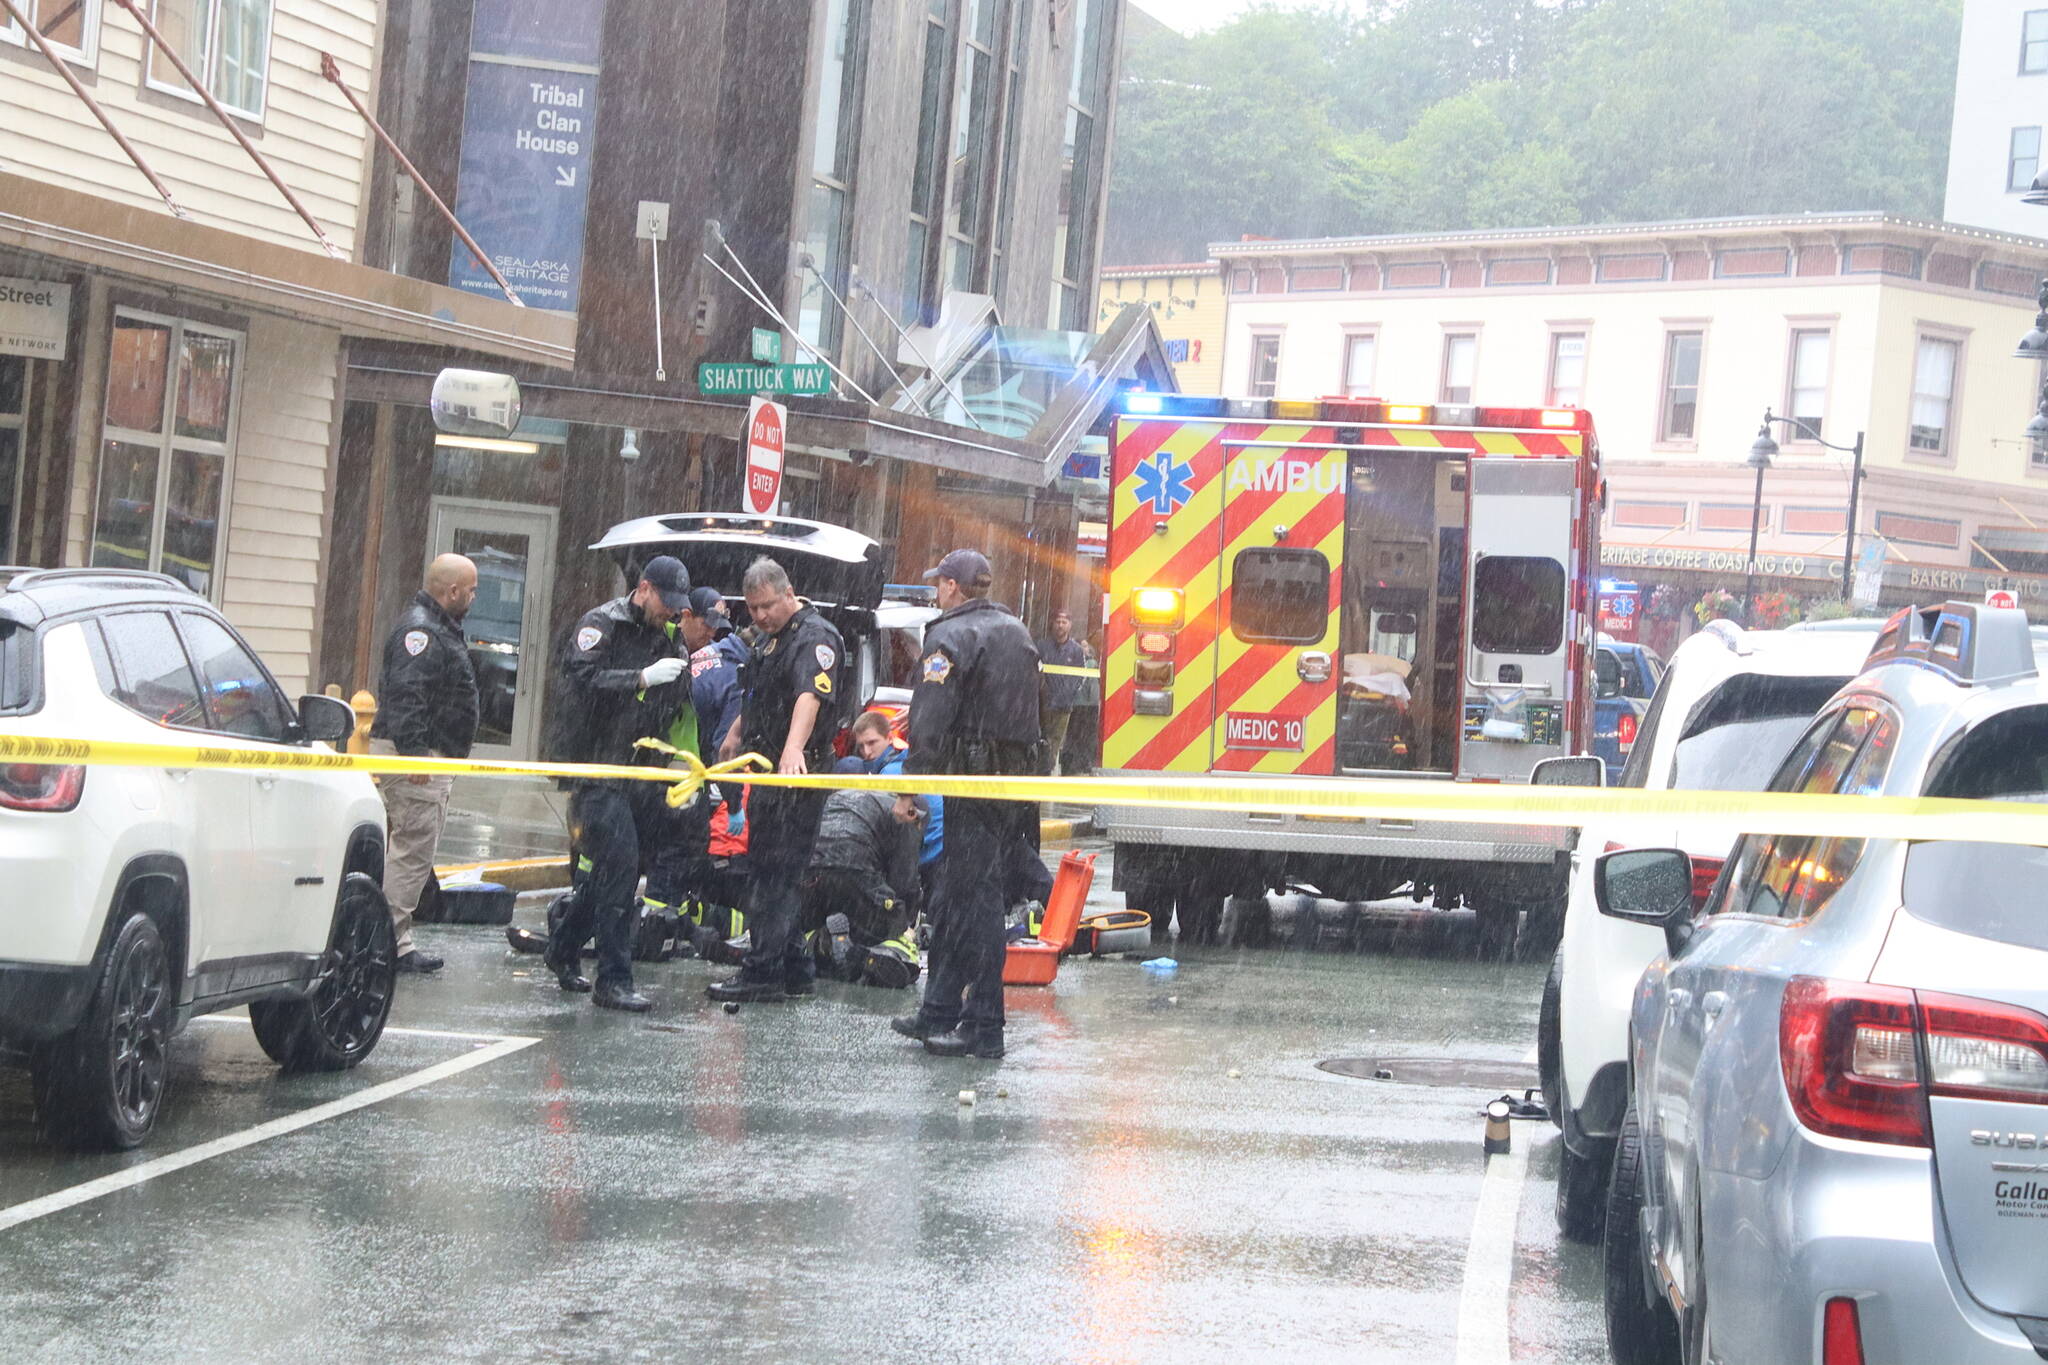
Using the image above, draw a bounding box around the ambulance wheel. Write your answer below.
[1121,877,1174,942]
[1174,887,1225,947]
[1475,905,1519,961]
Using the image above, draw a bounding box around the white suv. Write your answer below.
[1538,617,1879,1239]
[0,569,393,1150]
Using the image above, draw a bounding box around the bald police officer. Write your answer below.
[891,549,1041,1059]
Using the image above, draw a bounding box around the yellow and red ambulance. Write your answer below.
[1098,393,1603,950]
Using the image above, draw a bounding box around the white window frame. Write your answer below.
[2024,8,2048,74]
[1908,332,1963,461]
[0,357,29,565]
[1783,325,1833,443]
[1546,330,1588,408]
[2011,126,2044,193]
[0,0,101,65]
[1439,331,1477,404]
[1247,331,1282,399]
[1340,330,1377,397]
[92,307,244,600]
[1658,329,1705,445]
[144,0,274,121]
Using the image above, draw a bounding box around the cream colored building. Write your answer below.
[1944,0,2048,238]
[1096,261,1227,394]
[0,0,564,690]
[1214,214,2048,627]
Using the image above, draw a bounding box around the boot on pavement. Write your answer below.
[924,1027,1004,1059]
[593,984,652,1013]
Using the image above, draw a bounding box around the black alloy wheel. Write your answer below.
[108,922,172,1132]
[32,912,174,1151]
[251,873,395,1073]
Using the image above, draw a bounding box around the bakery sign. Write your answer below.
[0,276,70,360]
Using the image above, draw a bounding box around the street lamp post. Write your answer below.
[1744,422,1774,626]
[1751,408,1867,608]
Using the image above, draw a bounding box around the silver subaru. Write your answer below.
[1596,602,2048,1365]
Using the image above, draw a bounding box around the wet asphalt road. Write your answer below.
[0,843,1607,1363]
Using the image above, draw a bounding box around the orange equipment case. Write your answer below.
[1001,851,1095,986]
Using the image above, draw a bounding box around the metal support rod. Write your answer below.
[1744,458,1767,628]
[318,51,522,307]
[1839,431,1866,603]
[796,257,910,396]
[807,258,990,434]
[650,235,667,381]
[848,268,990,431]
[0,0,188,218]
[698,251,880,406]
[111,0,345,258]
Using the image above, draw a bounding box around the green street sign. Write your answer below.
[750,327,782,363]
[697,361,831,397]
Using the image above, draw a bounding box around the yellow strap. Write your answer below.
[1039,664,1096,677]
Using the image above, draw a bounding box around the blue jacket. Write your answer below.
[875,747,942,866]
[689,632,747,757]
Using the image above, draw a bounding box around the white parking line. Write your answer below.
[191,1015,513,1045]
[0,1033,537,1234]
[1453,1144,1532,1365]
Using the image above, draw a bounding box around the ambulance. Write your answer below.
[1098,394,1604,951]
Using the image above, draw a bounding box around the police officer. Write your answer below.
[890,549,1041,1059]
[709,556,845,1003]
[369,553,480,975]
[540,554,693,1012]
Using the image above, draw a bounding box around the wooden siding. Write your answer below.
[0,1,376,255]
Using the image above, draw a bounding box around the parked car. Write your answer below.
[1591,636,1665,783]
[0,568,392,1151]
[1542,617,1880,1241]
[1596,601,2048,1365]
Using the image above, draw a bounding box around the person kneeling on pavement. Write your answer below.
[803,786,926,988]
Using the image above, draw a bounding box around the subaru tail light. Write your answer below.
[1919,992,2048,1105]
[0,762,85,813]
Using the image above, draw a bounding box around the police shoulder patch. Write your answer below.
[575,626,603,652]
[813,671,834,694]
[814,642,836,671]
[402,629,430,657]
[922,651,952,684]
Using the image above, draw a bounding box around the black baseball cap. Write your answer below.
[922,548,992,587]
[641,555,692,611]
[686,586,732,633]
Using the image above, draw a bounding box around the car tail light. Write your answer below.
[1781,979,2048,1148]
[1616,711,1638,752]
[1688,854,1724,910]
[0,762,85,813]
[1822,1297,1865,1365]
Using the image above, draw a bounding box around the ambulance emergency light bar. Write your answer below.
[1120,392,1592,432]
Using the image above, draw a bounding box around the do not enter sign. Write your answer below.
[743,396,785,515]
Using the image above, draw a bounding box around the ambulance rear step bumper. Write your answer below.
[1094,804,1568,863]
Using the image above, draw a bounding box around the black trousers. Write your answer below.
[920,796,1033,1037]
[643,789,711,909]
[551,782,671,991]
[739,785,828,986]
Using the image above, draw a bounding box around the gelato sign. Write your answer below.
[0,276,70,360]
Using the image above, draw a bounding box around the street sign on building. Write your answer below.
[750,328,782,363]
[1852,538,1887,609]
[743,397,786,515]
[699,362,832,396]
[0,276,70,359]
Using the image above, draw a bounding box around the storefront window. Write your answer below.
[0,356,25,564]
[92,311,241,597]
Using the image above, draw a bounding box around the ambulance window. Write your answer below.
[1471,556,1565,654]
[1232,548,1330,644]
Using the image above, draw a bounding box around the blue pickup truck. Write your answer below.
[1590,636,1664,782]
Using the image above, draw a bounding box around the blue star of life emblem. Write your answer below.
[1133,448,1194,516]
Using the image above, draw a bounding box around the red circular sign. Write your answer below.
[744,399,785,515]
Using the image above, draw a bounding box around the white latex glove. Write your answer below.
[640,656,685,688]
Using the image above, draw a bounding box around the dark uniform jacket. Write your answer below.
[544,596,688,768]
[370,590,479,758]
[906,597,1041,775]
[741,602,846,762]
[808,789,922,916]
[1036,634,1089,711]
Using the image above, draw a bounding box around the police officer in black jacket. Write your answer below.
[709,556,845,1003]
[540,554,693,1012]
[369,553,480,975]
[890,549,1041,1059]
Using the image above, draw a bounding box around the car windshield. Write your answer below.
[1906,707,2048,949]
[1667,674,1849,792]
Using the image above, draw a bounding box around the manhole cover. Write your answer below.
[1318,1056,1540,1089]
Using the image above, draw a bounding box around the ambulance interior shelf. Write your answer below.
[1336,453,1466,774]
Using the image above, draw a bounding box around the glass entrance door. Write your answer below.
[427,498,558,758]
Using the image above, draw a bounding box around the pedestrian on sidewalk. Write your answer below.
[893,549,1041,1060]
[540,555,694,1013]
[369,553,479,976]
[708,557,845,1004]
[1034,607,1088,775]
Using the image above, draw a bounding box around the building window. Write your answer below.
[1342,333,1376,397]
[0,356,25,564]
[1547,332,1586,407]
[1439,333,1476,404]
[798,0,867,359]
[147,0,272,119]
[1248,334,1280,398]
[1049,0,1111,329]
[2025,9,2048,73]
[1659,331,1704,442]
[989,0,1031,299]
[2011,127,2043,192]
[0,0,101,64]
[903,7,951,326]
[942,0,999,293]
[1785,328,1830,436]
[92,310,242,598]
[1909,336,1960,456]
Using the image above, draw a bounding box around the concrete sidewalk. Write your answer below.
[432,777,1095,889]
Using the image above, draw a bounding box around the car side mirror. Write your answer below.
[430,368,523,440]
[298,693,355,745]
[1594,847,1695,955]
[1531,755,1606,787]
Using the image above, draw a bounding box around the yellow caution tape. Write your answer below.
[1039,663,1097,677]
[6,731,2048,847]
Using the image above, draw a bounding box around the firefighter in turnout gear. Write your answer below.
[709,557,846,1003]
[891,549,1041,1059]
[539,554,694,1013]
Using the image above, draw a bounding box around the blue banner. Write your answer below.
[447,61,597,311]
[469,0,605,67]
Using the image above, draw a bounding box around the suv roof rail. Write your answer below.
[1700,617,1750,653]
[3,567,197,595]
[1863,601,2037,686]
